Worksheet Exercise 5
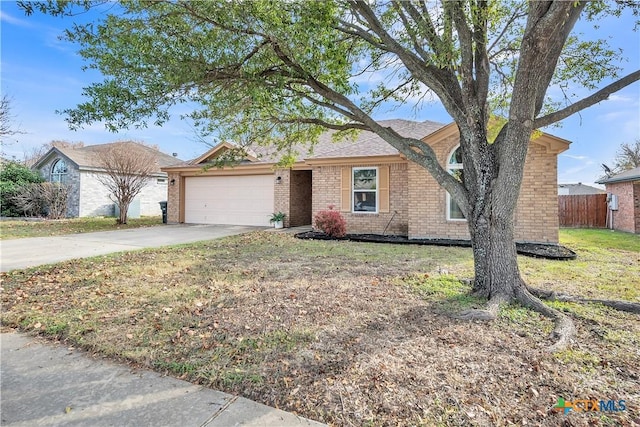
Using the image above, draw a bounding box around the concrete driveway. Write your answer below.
[0,224,263,272]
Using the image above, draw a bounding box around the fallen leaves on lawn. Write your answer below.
[1,232,638,426]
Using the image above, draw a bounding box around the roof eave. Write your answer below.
[77,166,167,177]
[32,147,78,170]
[161,162,277,174]
[597,176,640,185]
[534,133,571,154]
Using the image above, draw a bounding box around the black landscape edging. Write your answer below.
[295,231,577,261]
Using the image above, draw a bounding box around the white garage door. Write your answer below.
[184,175,274,226]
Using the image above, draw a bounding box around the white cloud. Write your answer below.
[560,153,589,160]
[557,146,603,184]
[558,163,604,185]
[598,111,627,121]
[0,10,34,28]
[607,93,634,103]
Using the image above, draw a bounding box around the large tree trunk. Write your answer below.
[449,127,576,351]
[469,207,525,303]
[461,182,576,351]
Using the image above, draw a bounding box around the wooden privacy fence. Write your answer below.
[558,194,607,228]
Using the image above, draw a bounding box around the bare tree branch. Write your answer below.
[0,95,25,143]
[487,6,527,54]
[534,70,640,129]
[347,1,467,123]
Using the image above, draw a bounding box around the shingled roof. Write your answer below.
[596,167,640,184]
[557,183,606,195]
[171,119,446,167]
[33,141,183,172]
[306,119,445,159]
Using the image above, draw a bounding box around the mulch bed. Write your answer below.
[295,231,577,260]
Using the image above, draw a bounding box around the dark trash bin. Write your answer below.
[159,201,168,224]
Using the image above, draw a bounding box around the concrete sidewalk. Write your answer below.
[1,333,324,426]
[0,224,262,272]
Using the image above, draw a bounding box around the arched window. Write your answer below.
[50,159,68,184]
[447,146,465,220]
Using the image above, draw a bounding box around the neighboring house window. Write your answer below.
[447,146,466,221]
[353,167,378,213]
[50,159,68,184]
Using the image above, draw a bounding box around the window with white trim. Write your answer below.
[447,147,465,221]
[50,159,68,184]
[353,167,378,213]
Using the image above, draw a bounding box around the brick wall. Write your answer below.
[273,169,312,227]
[138,177,169,216]
[166,173,181,223]
[38,155,169,218]
[78,171,167,217]
[78,171,116,216]
[635,183,640,234]
[516,142,559,242]
[407,133,469,240]
[167,137,564,241]
[408,135,560,243]
[606,181,639,233]
[312,162,408,235]
[273,170,291,227]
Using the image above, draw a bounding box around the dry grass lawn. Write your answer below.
[0,216,162,240]
[1,230,638,426]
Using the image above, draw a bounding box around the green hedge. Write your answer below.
[0,161,44,217]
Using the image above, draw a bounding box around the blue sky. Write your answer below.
[1,1,638,185]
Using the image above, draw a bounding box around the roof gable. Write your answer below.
[532,133,571,154]
[421,122,571,154]
[32,147,79,170]
[190,142,259,165]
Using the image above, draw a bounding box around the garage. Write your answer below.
[184,175,274,226]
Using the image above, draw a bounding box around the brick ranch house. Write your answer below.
[162,119,570,243]
[33,142,183,218]
[596,166,640,234]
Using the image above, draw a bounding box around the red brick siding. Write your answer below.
[312,163,408,235]
[606,181,640,233]
[635,183,640,234]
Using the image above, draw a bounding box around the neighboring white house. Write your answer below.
[32,142,182,218]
